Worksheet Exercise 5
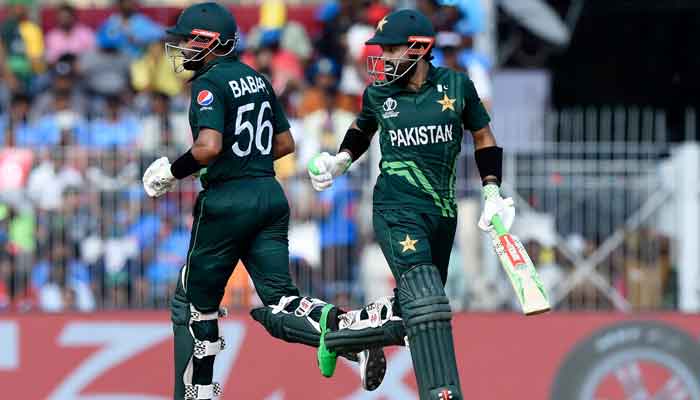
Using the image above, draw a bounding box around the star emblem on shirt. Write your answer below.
[437,94,456,112]
[376,16,388,32]
[399,234,418,253]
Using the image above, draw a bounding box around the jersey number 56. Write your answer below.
[232,101,274,157]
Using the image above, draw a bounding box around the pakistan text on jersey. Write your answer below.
[229,76,269,98]
[388,125,454,147]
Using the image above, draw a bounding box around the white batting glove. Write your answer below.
[142,157,176,198]
[307,152,352,191]
[478,183,515,232]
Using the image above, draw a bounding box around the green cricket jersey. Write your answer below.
[188,56,290,185]
[356,64,491,218]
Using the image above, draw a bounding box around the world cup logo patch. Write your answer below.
[382,97,399,119]
[197,90,214,106]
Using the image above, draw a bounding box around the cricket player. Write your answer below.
[142,3,389,399]
[308,9,515,400]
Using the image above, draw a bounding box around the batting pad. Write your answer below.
[399,264,463,400]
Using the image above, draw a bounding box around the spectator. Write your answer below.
[297,58,356,170]
[44,3,95,64]
[433,0,492,108]
[81,96,140,149]
[316,173,359,305]
[300,57,356,116]
[433,31,464,72]
[26,150,83,211]
[131,41,189,97]
[241,32,304,108]
[79,28,133,101]
[30,55,88,146]
[32,54,86,118]
[1,92,31,147]
[337,4,390,97]
[4,203,35,305]
[145,222,189,305]
[246,0,313,64]
[137,91,191,158]
[97,0,163,59]
[438,0,485,38]
[32,241,94,312]
[0,0,44,93]
[314,0,359,63]
[0,205,10,309]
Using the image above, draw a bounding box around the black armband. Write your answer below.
[339,128,371,161]
[474,146,503,186]
[170,149,203,179]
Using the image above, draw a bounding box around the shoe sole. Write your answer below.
[361,348,386,391]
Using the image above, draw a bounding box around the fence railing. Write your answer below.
[0,108,696,313]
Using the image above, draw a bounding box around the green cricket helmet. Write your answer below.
[165,2,240,72]
[365,9,436,86]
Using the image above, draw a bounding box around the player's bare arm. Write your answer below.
[272,130,295,160]
[191,128,222,165]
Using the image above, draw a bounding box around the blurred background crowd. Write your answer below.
[0,0,694,314]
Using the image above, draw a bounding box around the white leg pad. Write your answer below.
[193,337,226,359]
[184,382,222,399]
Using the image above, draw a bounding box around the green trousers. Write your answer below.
[373,208,457,284]
[183,177,299,313]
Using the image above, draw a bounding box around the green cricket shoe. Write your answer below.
[317,304,338,377]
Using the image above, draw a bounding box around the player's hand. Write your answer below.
[478,183,515,232]
[307,152,352,191]
[143,157,176,198]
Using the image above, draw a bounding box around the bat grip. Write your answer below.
[491,214,508,236]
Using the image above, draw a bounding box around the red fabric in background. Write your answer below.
[1,312,699,399]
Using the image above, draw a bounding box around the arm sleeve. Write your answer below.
[190,78,226,133]
[355,88,379,134]
[461,76,491,132]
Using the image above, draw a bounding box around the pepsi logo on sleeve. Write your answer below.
[197,90,214,106]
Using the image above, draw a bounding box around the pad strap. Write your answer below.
[294,297,327,317]
[270,295,299,314]
[193,337,226,359]
[184,382,222,399]
[190,304,226,322]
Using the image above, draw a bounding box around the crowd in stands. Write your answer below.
[0,0,494,312]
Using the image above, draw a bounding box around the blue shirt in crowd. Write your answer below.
[318,174,357,248]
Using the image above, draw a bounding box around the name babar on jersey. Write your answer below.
[228,75,269,98]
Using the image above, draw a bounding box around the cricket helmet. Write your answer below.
[165,2,240,72]
[365,9,435,86]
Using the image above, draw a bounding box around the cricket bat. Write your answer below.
[489,215,551,315]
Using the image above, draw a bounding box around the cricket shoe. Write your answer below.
[317,304,338,377]
[359,347,386,391]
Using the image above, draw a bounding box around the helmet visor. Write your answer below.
[366,38,433,86]
[165,29,238,73]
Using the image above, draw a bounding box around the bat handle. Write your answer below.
[491,215,508,237]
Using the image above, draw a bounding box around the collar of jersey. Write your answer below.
[190,55,237,81]
[379,63,440,96]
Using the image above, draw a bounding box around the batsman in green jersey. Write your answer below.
[308,9,516,400]
[142,3,398,399]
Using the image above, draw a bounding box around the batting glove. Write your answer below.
[307,152,352,191]
[478,183,515,232]
[143,157,176,198]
